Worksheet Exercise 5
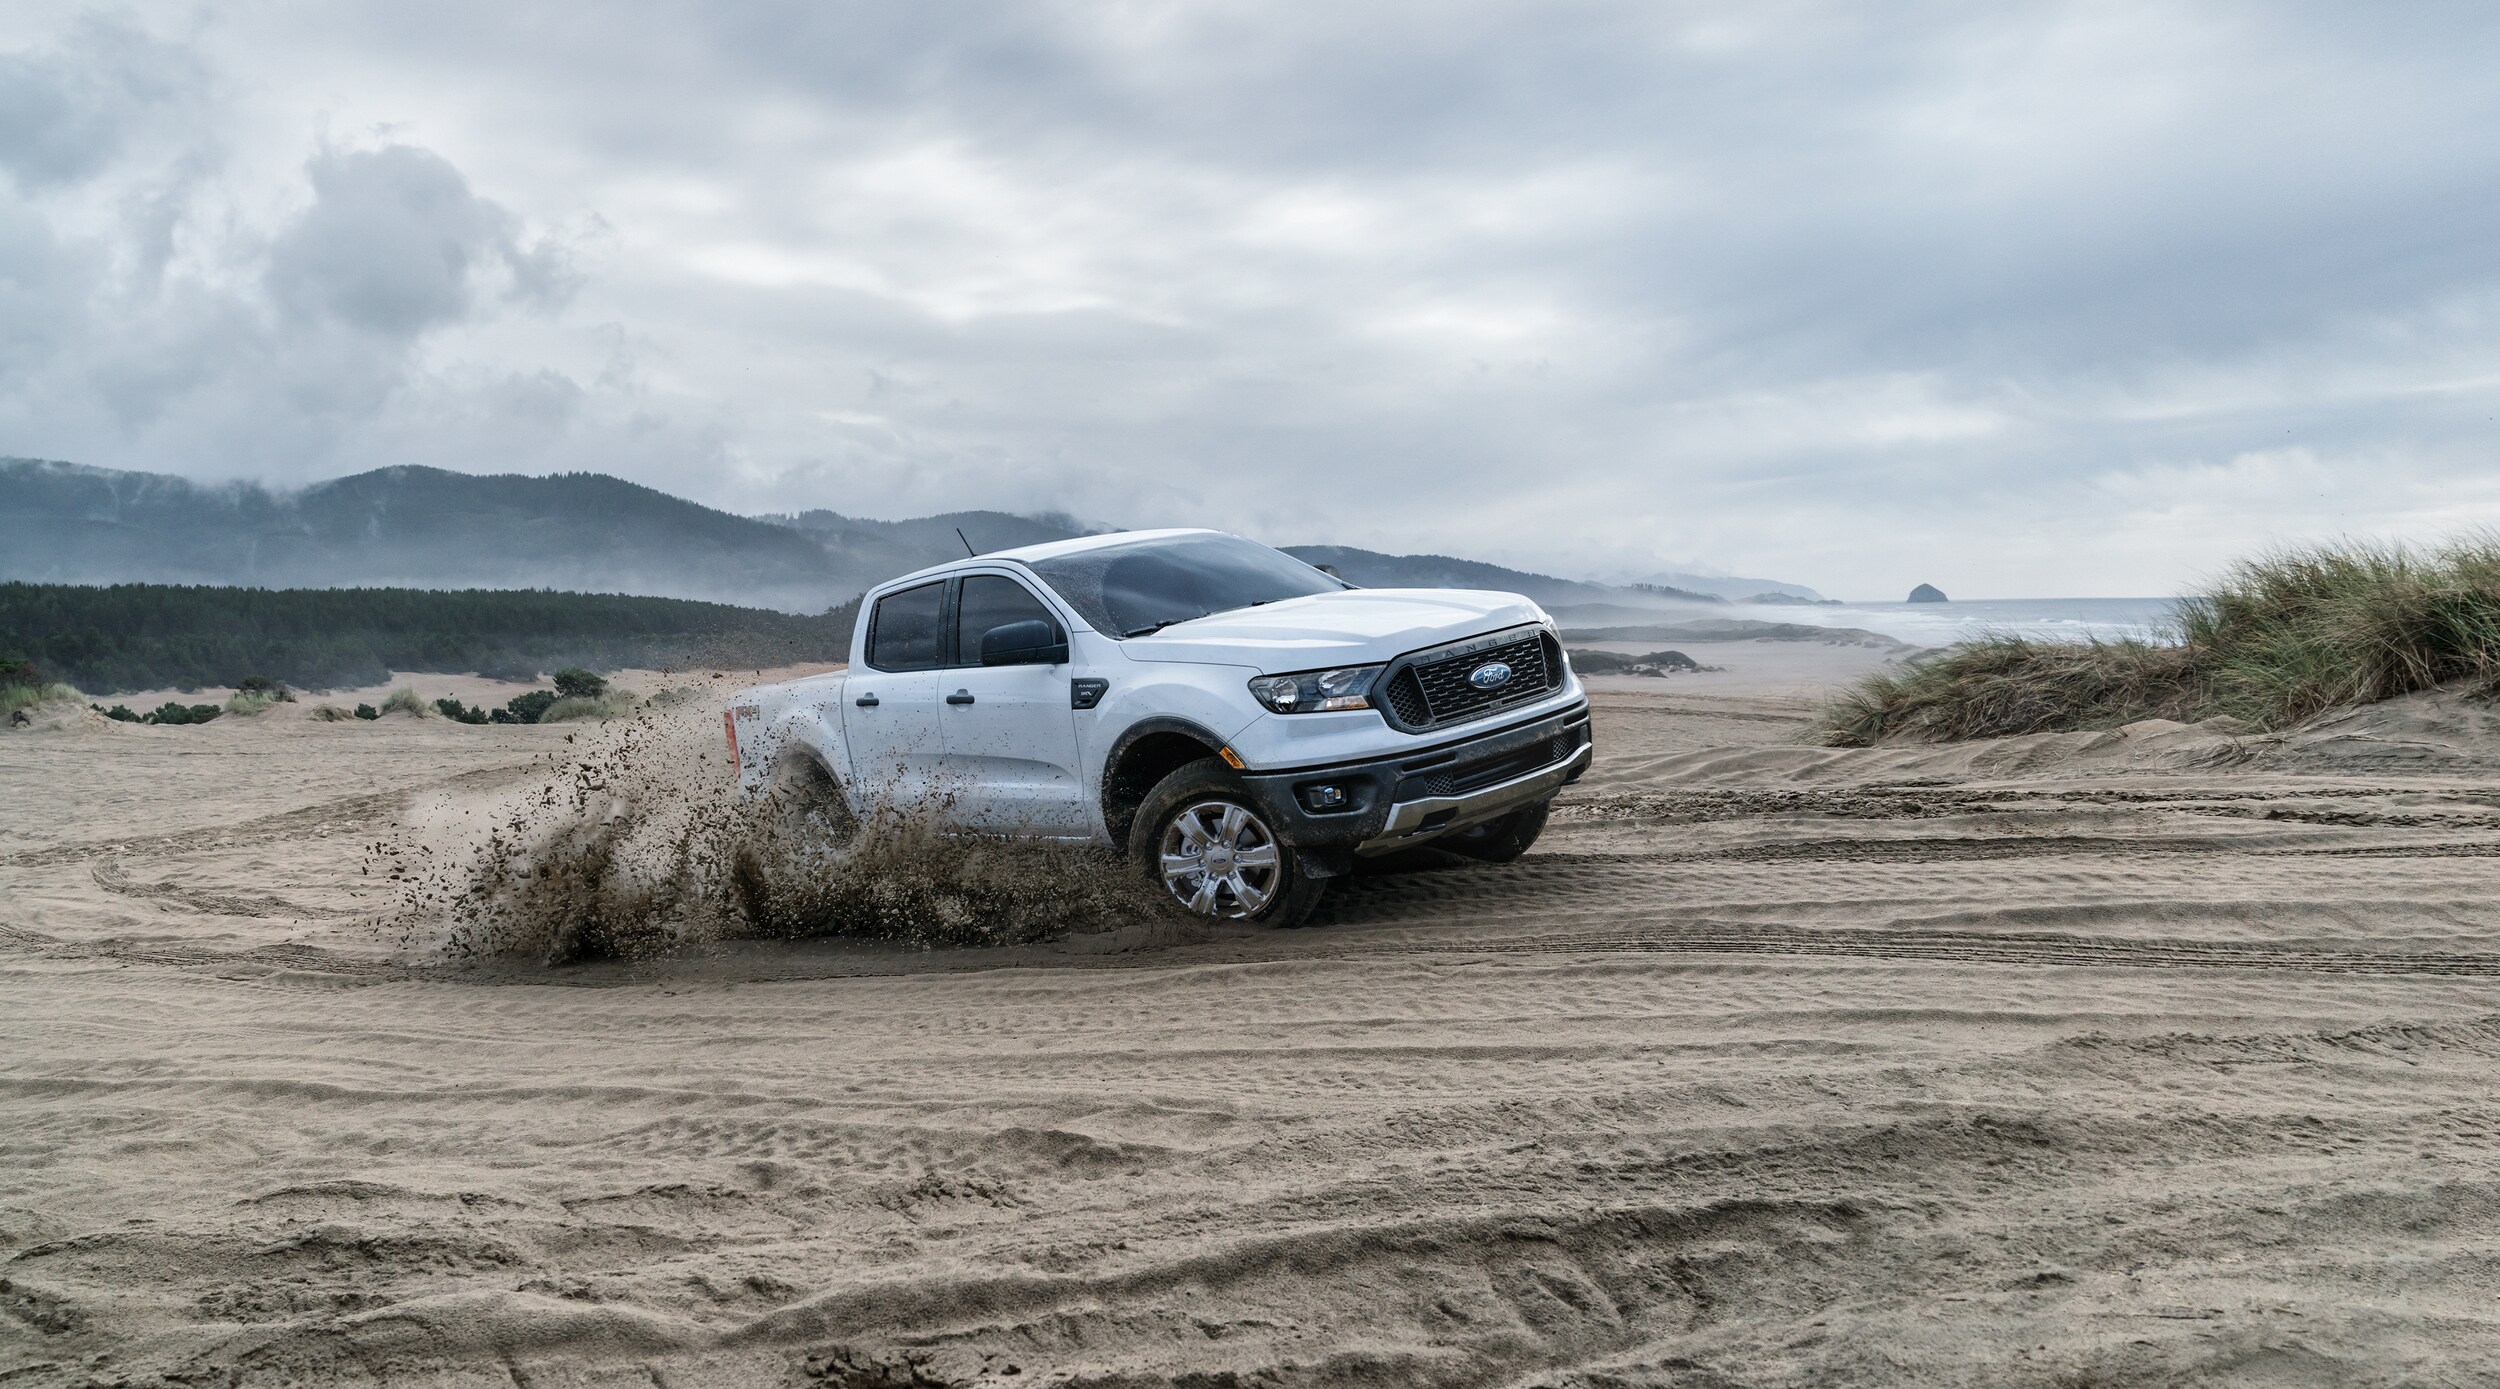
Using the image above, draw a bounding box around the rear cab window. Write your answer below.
[865,581,945,671]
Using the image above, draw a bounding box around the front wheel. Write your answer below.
[1130,759,1327,928]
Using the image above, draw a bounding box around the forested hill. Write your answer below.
[0,583,857,693]
[0,459,1084,613]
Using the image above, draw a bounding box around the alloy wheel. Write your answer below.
[1156,799,1284,918]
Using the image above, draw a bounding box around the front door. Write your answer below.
[939,573,1089,834]
[840,580,949,813]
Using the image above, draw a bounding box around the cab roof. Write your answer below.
[870,527,1223,594]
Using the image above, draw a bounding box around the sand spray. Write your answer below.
[372,689,1156,965]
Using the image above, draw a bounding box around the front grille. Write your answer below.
[1382,669,1431,726]
[1408,724,1587,798]
[1384,628,1563,731]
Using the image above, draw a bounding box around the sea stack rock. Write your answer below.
[1907,583,1948,603]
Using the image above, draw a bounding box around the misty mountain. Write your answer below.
[2,458,1814,615]
[759,508,1107,588]
[0,459,1085,613]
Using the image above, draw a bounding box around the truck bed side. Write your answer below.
[726,669,853,797]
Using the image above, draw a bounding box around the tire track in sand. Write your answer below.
[1303,918,2500,976]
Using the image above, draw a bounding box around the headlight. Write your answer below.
[1247,665,1383,714]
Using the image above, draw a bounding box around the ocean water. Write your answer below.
[1737,596,2182,649]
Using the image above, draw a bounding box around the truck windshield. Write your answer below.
[1027,532,1347,637]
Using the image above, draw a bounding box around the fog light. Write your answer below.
[1300,783,1348,810]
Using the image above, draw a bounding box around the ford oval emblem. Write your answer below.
[1468,661,1514,690]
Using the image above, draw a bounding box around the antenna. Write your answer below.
[955,527,976,557]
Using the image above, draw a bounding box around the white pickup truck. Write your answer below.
[724,529,1591,927]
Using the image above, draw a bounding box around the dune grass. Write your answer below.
[4,681,82,719]
[1822,536,2500,746]
[378,687,429,717]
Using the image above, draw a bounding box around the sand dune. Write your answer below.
[7,668,2500,1385]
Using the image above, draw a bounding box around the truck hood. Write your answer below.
[1116,588,1548,669]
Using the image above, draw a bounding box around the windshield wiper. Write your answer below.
[1125,600,1281,636]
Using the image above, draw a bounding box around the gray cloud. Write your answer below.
[266,145,553,336]
[4,2,2500,596]
[0,14,203,188]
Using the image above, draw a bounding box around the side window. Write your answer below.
[866,581,945,671]
[954,575,1060,665]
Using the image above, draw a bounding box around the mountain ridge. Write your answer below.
[1,458,1815,614]
[1633,570,1830,603]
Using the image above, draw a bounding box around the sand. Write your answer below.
[8,649,2500,1386]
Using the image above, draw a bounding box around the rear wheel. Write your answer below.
[1441,798,1551,864]
[1130,759,1326,928]
[767,755,858,841]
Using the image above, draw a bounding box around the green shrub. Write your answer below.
[552,667,608,699]
[1821,535,2500,745]
[146,701,222,725]
[354,703,380,721]
[504,689,559,724]
[94,703,142,722]
[540,692,638,723]
[432,695,491,725]
[378,687,428,717]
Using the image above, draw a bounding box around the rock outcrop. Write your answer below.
[1907,583,1948,603]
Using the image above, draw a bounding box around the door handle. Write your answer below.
[946,690,976,705]
[854,694,880,707]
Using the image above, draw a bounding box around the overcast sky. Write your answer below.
[4,4,2498,597]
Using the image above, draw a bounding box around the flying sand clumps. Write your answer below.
[374,692,1157,966]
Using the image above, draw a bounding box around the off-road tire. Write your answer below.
[1129,758,1328,928]
[1442,798,1551,864]
[769,754,859,841]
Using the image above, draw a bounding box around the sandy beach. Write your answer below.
[9,652,2500,1386]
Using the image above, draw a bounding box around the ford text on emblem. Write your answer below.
[1468,662,1514,690]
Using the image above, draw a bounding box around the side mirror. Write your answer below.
[980,619,1068,666]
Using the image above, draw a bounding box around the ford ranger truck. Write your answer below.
[724,529,1592,928]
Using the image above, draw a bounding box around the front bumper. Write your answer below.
[1236,702,1593,864]
[1354,740,1591,854]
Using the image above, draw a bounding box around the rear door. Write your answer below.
[840,580,948,811]
[938,572,1089,834]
